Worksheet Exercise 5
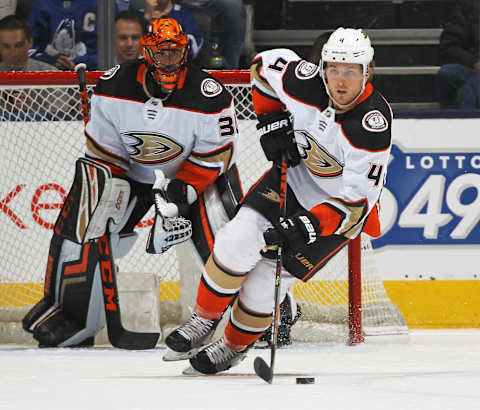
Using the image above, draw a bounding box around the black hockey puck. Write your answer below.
[296,377,315,384]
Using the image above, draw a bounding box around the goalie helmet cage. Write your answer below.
[0,71,407,346]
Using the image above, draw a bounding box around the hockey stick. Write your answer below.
[254,155,288,383]
[74,63,89,126]
[74,63,160,349]
[97,229,160,349]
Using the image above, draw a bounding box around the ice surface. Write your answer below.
[1,329,479,410]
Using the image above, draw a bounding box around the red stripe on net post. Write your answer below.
[348,235,365,345]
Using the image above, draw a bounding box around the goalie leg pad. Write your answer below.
[24,236,106,347]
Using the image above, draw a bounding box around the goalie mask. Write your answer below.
[141,18,188,93]
[320,28,374,108]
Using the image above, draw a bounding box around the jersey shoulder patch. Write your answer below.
[283,61,328,109]
[361,110,389,133]
[340,91,392,152]
[200,77,223,98]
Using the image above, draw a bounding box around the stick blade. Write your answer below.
[109,328,160,350]
[254,356,273,383]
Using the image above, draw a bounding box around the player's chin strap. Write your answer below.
[146,169,194,254]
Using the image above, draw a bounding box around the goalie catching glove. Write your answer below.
[257,111,301,167]
[263,211,321,253]
[147,170,194,254]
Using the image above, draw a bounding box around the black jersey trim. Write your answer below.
[281,61,327,111]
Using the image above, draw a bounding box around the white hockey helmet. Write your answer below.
[321,27,374,76]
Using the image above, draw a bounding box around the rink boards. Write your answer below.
[1,117,480,328]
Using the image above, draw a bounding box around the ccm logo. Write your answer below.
[259,119,289,135]
[115,190,124,211]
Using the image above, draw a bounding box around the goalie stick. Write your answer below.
[253,156,288,383]
[74,63,160,350]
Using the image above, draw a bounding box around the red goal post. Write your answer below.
[0,70,406,346]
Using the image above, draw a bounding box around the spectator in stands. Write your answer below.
[27,0,98,71]
[437,0,480,109]
[459,71,480,109]
[0,15,57,71]
[0,1,17,21]
[0,15,66,121]
[179,0,245,68]
[115,10,143,64]
[116,0,132,13]
[130,0,204,61]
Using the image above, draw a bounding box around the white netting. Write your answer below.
[0,73,407,345]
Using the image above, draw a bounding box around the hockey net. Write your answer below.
[0,71,407,346]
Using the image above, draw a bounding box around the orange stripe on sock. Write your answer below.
[196,278,234,318]
[224,320,265,350]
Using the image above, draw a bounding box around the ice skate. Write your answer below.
[187,337,248,375]
[163,312,220,361]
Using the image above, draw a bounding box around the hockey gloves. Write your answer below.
[263,211,321,253]
[257,111,301,167]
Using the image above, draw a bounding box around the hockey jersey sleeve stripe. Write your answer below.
[310,202,345,236]
[188,141,235,177]
[175,159,220,196]
[85,132,130,169]
[250,60,278,100]
[310,197,369,238]
[252,87,286,115]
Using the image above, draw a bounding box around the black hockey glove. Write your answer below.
[257,111,301,167]
[263,211,321,253]
[165,178,191,217]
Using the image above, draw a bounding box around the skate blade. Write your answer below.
[182,365,204,376]
[162,348,198,362]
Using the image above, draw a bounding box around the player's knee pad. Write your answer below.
[213,206,271,273]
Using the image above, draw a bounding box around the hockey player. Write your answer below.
[164,27,393,374]
[22,18,243,348]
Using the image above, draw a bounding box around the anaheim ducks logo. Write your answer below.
[201,78,223,97]
[260,188,281,203]
[295,130,343,177]
[295,61,320,80]
[122,131,183,164]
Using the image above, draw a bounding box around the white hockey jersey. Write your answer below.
[85,61,238,195]
[251,49,393,238]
